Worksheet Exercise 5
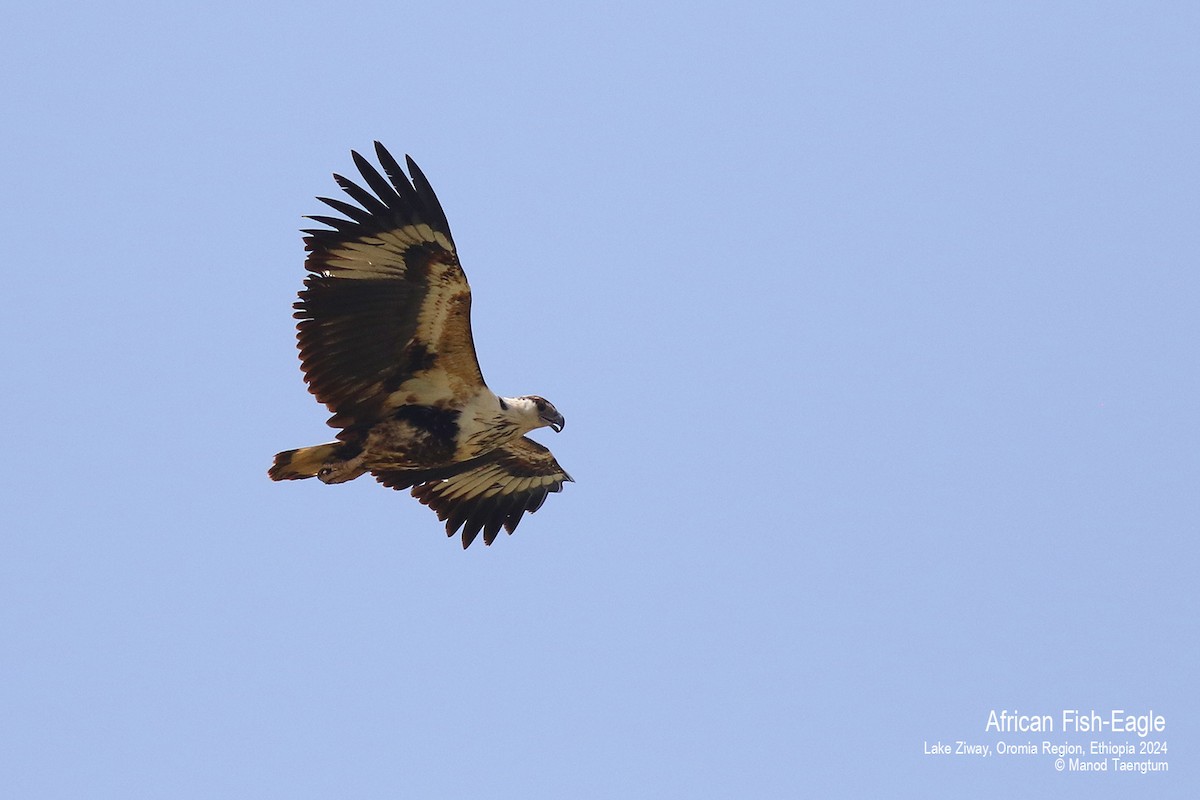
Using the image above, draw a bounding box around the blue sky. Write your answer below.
[2,2,1196,796]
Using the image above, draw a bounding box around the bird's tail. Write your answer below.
[268,443,341,481]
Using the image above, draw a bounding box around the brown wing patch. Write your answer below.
[294,143,486,427]
[372,437,573,548]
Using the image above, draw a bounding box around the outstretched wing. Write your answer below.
[296,142,485,429]
[373,437,573,548]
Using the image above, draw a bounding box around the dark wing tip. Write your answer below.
[302,144,454,251]
[374,141,401,167]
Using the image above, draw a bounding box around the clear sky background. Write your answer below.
[2,2,1196,797]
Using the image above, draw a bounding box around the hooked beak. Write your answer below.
[546,411,565,433]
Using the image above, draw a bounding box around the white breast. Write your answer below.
[454,389,520,458]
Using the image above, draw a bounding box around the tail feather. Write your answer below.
[269,443,341,481]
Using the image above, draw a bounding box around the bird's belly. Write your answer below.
[361,417,457,470]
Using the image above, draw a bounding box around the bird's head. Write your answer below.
[504,395,565,433]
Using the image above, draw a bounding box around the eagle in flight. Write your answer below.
[270,143,571,548]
